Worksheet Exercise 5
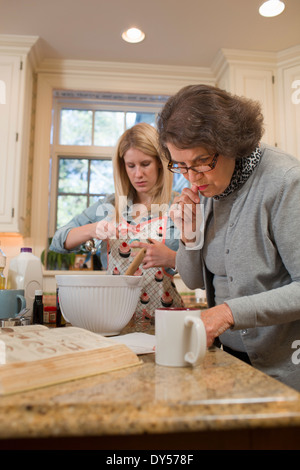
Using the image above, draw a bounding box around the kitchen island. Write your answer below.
[0,345,300,450]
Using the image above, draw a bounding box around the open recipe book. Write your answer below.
[0,325,144,395]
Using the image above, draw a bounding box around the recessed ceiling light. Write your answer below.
[259,0,285,17]
[121,27,145,44]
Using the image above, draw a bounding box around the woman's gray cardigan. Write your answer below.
[176,143,300,390]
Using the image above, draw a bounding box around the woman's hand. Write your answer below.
[200,304,234,347]
[95,219,119,240]
[130,239,176,269]
[170,184,203,248]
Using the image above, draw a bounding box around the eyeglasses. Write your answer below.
[167,153,219,174]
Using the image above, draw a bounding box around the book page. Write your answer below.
[0,326,118,364]
[110,333,156,354]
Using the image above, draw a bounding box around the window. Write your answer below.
[49,90,172,237]
[56,157,114,228]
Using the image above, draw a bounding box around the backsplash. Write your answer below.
[0,234,27,279]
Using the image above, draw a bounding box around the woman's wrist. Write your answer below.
[65,223,97,250]
[223,303,235,329]
[166,248,177,269]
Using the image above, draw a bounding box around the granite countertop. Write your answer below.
[1,344,300,449]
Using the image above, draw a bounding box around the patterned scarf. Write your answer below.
[213,147,262,200]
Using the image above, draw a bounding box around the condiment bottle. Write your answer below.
[0,247,6,290]
[44,306,57,326]
[56,287,66,327]
[32,290,44,324]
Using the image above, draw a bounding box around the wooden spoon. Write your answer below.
[124,248,147,275]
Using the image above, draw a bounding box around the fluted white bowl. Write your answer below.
[56,275,143,336]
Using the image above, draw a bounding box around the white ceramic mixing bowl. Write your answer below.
[56,274,143,336]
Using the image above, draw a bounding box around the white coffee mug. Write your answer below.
[155,308,207,367]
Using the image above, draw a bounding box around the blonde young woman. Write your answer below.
[50,123,183,332]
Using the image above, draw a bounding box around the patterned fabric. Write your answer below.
[213,147,262,200]
[107,215,183,332]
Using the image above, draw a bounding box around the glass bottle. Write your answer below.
[0,267,6,289]
[33,290,44,324]
[56,287,66,327]
[0,247,6,290]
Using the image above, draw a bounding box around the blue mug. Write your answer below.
[0,289,26,319]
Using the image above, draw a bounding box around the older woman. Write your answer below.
[158,84,300,391]
[50,123,183,332]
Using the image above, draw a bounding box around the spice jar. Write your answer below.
[43,306,57,326]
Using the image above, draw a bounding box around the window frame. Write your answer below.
[49,91,168,236]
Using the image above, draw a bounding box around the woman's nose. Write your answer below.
[135,166,143,177]
[187,168,202,182]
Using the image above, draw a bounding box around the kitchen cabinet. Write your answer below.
[0,36,37,234]
[277,46,300,158]
[213,47,300,157]
[283,65,300,158]
[212,49,277,147]
[234,68,276,146]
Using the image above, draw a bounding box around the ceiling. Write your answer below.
[0,0,300,68]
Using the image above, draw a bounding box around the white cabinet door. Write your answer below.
[213,51,277,148]
[0,55,23,232]
[234,68,276,147]
[281,64,300,159]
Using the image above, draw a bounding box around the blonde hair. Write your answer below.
[113,123,173,222]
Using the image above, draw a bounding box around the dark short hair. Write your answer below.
[157,84,264,160]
